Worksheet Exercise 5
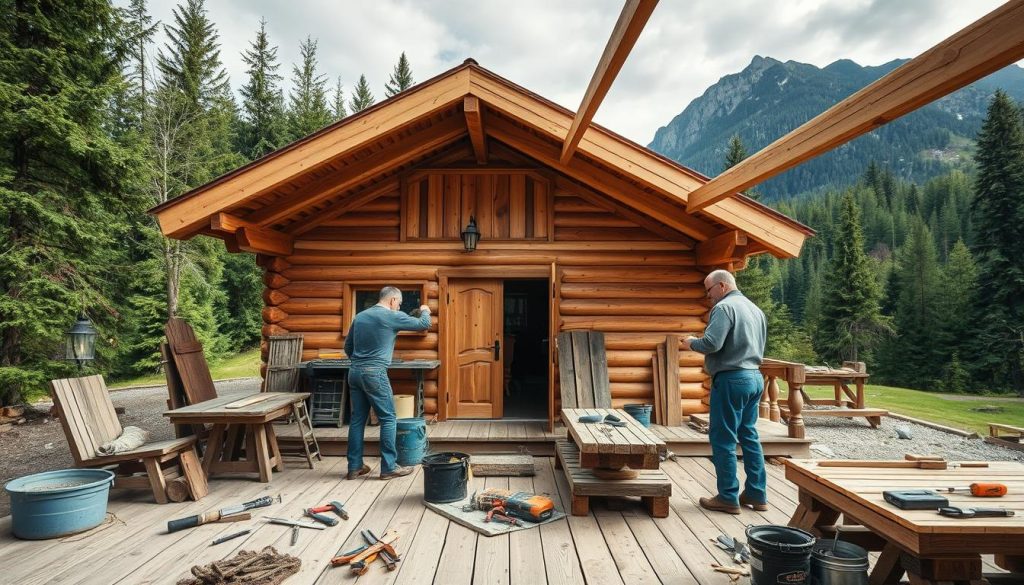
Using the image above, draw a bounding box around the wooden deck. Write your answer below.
[277,418,811,458]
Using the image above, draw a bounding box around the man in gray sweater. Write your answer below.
[344,286,432,480]
[683,269,768,514]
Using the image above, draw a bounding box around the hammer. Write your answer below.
[309,501,349,520]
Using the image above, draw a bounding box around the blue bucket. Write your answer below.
[396,417,427,466]
[623,403,653,427]
[5,468,115,539]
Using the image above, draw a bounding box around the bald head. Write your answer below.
[704,269,737,304]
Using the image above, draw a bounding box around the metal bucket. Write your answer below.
[810,539,869,585]
[5,468,115,539]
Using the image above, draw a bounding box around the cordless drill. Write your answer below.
[475,488,555,523]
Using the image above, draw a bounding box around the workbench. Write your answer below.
[164,392,309,482]
[784,458,1024,584]
[300,359,440,426]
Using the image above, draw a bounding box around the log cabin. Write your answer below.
[149,59,813,431]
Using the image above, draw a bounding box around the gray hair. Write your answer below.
[379,286,402,302]
[706,269,736,288]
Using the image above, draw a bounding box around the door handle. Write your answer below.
[493,339,500,361]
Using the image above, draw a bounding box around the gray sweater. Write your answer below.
[344,305,432,367]
[689,290,766,377]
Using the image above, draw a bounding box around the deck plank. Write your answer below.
[474,476,511,585]
[593,506,661,584]
[509,475,547,585]
[533,458,585,585]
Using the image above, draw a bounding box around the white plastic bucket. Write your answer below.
[394,394,415,419]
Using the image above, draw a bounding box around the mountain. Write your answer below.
[647,56,1024,200]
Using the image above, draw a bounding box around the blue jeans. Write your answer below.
[347,366,399,474]
[708,369,767,506]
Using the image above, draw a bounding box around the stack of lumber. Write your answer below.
[651,335,682,426]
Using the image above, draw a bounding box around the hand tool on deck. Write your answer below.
[329,545,369,566]
[305,508,339,526]
[265,517,326,530]
[291,525,299,546]
[308,501,349,520]
[212,512,252,523]
[938,506,1015,518]
[168,495,279,533]
[473,488,555,522]
[817,459,989,470]
[578,414,602,423]
[484,505,520,526]
[933,483,1008,497]
[883,490,949,510]
[345,530,399,575]
[362,529,398,570]
[211,529,251,545]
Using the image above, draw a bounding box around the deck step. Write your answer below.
[555,439,670,517]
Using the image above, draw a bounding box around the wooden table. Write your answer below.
[561,407,665,470]
[165,392,309,482]
[784,459,1024,584]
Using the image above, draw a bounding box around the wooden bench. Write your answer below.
[986,423,1024,452]
[555,439,670,517]
[561,407,664,470]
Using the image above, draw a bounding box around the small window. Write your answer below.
[343,282,429,336]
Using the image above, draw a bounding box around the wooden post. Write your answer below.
[759,374,770,419]
[787,364,806,439]
[768,376,781,423]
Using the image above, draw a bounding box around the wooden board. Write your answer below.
[556,331,612,410]
[165,318,218,405]
[560,407,664,470]
[555,439,670,518]
[470,454,536,476]
[664,335,681,427]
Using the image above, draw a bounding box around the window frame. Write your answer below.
[342,280,429,336]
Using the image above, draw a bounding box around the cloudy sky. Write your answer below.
[123,0,1009,145]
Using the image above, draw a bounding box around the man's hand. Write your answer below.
[419,304,431,315]
[681,336,697,351]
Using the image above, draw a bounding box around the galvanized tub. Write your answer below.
[5,469,115,539]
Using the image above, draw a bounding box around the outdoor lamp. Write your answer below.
[65,314,97,370]
[461,215,481,252]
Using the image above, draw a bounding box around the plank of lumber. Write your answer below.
[664,335,681,427]
[225,394,275,409]
[686,0,1024,213]
[561,0,659,164]
[470,454,535,476]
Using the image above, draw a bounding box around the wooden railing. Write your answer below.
[759,358,805,439]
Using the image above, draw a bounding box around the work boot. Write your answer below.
[699,496,741,515]
[346,464,371,480]
[380,465,415,480]
[740,492,769,511]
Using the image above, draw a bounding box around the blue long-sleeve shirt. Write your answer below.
[689,290,766,377]
[344,305,432,367]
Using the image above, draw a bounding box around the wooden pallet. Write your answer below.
[986,423,1024,452]
[555,439,670,518]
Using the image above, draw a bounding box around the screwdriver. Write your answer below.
[933,483,1007,497]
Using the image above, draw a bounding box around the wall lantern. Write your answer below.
[461,215,481,252]
[65,314,98,371]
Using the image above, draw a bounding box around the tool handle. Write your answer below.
[971,483,1008,497]
[330,501,350,520]
[308,504,333,513]
[211,529,251,545]
[168,511,219,533]
[242,495,274,511]
[306,509,339,526]
[970,508,1015,517]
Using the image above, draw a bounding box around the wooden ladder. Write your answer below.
[290,401,321,469]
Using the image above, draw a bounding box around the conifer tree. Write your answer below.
[238,18,286,159]
[940,239,978,392]
[157,0,229,108]
[384,52,414,98]
[331,76,347,120]
[969,90,1024,393]
[816,191,891,362]
[288,36,332,140]
[348,74,375,113]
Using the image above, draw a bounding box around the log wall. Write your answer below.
[259,171,711,418]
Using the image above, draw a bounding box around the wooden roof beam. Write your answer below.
[246,116,466,227]
[210,213,294,256]
[463,96,488,164]
[560,0,658,165]
[696,230,747,266]
[289,180,400,237]
[687,0,1024,213]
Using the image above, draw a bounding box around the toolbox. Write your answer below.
[883,490,949,510]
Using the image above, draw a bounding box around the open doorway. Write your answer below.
[502,279,549,419]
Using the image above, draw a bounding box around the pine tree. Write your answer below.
[0,0,137,403]
[238,18,286,159]
[288,36,332,140]
[969,90,1024,393]
[349,74,375,113]
[331,76,347,120]
[940,239,978,392]
[156,0,229,108]
[121,0,159,127]
[384,52,414,98]
[816,191,891,363]
[724,135,747,171]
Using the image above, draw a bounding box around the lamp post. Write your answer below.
[461,215,481,252]
[65,314,97,372]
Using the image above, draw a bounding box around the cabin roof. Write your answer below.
[149,60,813,259]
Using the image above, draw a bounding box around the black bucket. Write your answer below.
[746,525,816,585]
[422,451,470,504]
[810,539,869,585]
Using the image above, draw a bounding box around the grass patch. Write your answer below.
[800,383,1024,435]
[108,348,261,390]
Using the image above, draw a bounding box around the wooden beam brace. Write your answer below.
[696,230,747,266]
[686,0,1024,213]
[463,96,488,164]
[247,116,466,227]
[289,180,400,237]
[210,213,294,256]
[486,116,718,241]
[560,0,658,164]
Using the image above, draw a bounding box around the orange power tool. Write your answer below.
[474,488,555,523]
[933,483,1008,497]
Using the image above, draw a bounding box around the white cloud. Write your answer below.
[123,0,1009,145]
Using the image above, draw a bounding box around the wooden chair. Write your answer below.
[263,334,304,393]
[50,375,206,504]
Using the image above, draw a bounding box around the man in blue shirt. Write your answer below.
[683,269,768,514]
[344,286,432,480]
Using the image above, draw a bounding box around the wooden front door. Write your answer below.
[448,278,503,418]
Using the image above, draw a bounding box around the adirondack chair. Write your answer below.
[262,334,304,393]
[50,375,206,504]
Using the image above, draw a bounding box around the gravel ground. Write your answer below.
[2,379,1022,518]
